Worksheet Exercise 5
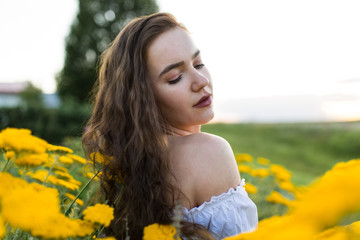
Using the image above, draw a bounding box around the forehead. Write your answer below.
[147,27,198,74]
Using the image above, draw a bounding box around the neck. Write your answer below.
[167,125,201,136]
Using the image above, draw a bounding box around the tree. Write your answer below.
[19,82,44,109]
[56,0,158,103]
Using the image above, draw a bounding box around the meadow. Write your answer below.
[202,121,360,185]
[1,121,360,239]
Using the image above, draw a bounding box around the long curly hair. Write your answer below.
[82,13,213,239]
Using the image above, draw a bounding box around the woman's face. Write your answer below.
[147,27,214,133]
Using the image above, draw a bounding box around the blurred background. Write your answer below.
[0,0,359,184]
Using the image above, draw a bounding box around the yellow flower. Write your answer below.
[235,153,253,163]
[313,225,348,240]
[266,191,293,207]
[244,182,258,194]
[0,133,3,148]
[332,159,360,171]
[290,159,360,230]
[238,164,251,173]
[278,181,296,193]
[58,156,74,164]
[15,153,50,167]
[47,175,81,190]
[65,193,84,206]
[51,165,68,173]
[224,159,360,240]
[29,215,94,239]
[83,204,114,227]
[257,157,270,165]
[96,237,116,240]
[143,223,176,240]
[351,221,360,236]
[0,173,94,239]
[0,128,48,153]
[250,168,270,178]
[85,171,100,180]
[67,153,87,164]
[27,169,49,182]
[47,144,73,153]
[0,172,27,197]
[270,164,292,182]
[0,215,6,239]
[54,170,74,180]
[5,150,15,160]
[90,152,111,165]
[1,183,60,228]
[313,221,360,240]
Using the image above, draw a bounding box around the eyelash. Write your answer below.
[169,74,182,85]
[168,63,205,85]
[195,63,205,69]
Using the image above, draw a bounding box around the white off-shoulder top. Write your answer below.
[182,179,258,239]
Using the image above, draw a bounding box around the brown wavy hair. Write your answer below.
[82,13,213,240]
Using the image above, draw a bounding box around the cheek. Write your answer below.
[158,92,183,111]
[155,90,188,117]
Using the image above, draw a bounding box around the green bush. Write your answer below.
[0,101,91,144]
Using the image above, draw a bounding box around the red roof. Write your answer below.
[0,82,29,94]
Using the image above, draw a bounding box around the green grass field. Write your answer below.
[62,121,360,221]
[64,121,360,186]
[202,121,360,185]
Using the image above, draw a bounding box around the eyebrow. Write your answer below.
[158,50,201,78]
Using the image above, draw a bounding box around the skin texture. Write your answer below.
[147,27,241,209]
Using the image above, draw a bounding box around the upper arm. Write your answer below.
[183,133,241,205]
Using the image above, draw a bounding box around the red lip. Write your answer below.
[193,95,212,108]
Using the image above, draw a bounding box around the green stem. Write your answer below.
[89,225,105,239]
[1,159,10,172]
[43,154,58,185]
[64,169,101,216]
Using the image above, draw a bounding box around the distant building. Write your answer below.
[0,82,29,107]
[42,93,60,108]
[0,82,60,108]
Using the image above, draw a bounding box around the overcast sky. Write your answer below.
[1,0,359,122]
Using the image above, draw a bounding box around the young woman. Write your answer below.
[82,12,258,240]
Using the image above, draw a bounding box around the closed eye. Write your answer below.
[195,63,205,69]
[169,74,182,84]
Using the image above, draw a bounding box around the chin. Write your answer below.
[199,110,215,125]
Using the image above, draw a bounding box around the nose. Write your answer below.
[191,70,210,92]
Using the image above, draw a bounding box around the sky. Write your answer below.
[0,0,359,122]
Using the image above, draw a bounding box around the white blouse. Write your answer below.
[182,179,258,239]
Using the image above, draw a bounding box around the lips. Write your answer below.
[193,95,212,108]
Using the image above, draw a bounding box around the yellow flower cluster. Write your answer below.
[235,153,253,163]
[0,173,93,238]
[15,153,50,166]
[143,223,177,240]
[65,193,84,206]
[0,215,6,238]
[0,128,48,153]
[47,144,74,153]
[257,157,270,165]
[235,153,297,211]
[235,153,296,200]
[249,168,269,178]
[225,158,360,240]
[83,203,114,227]
[2,127,359,240]
[244,182,258,194]
[0,127,115,239]
[270,164,292,182]
[265,191,293,207]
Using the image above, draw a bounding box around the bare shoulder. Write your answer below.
[181,132,234,160]
[168,132,241,208]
